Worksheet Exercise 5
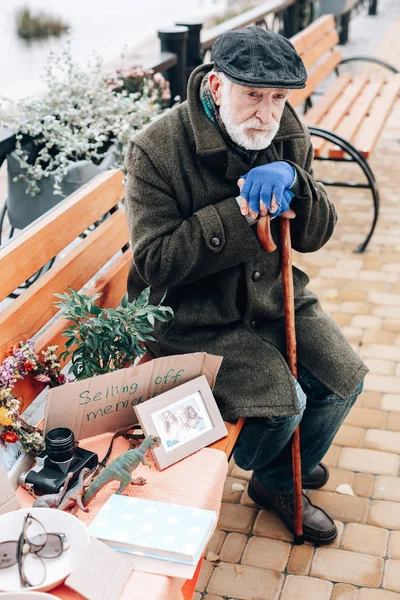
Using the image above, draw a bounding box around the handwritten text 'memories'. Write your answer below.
[78,368,185,421]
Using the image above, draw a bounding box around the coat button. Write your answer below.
[211,237,220,247]
[251,320,257,328]
[252,271,261,282]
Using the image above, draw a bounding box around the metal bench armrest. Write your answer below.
[339,55,399,74]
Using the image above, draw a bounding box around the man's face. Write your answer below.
[211,73,290,150]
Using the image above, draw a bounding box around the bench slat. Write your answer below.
[0,209,129,361]
[353,75,400,158]
[291,14,336,56]
[311,76,369,156]
[209,418,245,455]
[0,170,125,301]
[14,248,132,413]
[300,29,339,71]
[303,74,351,125]
[290,49,342,108]
[329,80,385,158]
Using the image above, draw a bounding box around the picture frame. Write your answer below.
[134,375,228,470]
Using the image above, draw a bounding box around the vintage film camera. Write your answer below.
[19,427,98,495]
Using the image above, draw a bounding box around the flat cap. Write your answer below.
[211,26,307,89]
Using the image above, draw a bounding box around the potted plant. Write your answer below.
[0,47,171,230]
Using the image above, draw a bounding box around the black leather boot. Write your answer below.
[302,463,329,490]
[248,475,337,545]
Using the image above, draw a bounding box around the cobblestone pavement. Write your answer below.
[196,6,400,600]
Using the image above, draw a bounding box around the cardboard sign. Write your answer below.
[0,466,21,514]
[65,538,134,600]
[44,353,222,440]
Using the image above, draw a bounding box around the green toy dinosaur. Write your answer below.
[83,435,161,506]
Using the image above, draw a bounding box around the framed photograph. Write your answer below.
[134,375,228,469]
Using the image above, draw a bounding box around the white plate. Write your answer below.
[0,593,59,599]
[0,508,89,592]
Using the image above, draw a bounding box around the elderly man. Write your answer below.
[125,26,368,545]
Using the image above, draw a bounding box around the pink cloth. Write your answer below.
[16,432,228,600]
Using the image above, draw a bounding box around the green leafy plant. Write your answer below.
[16,6,70,40]
[55,287,173,380]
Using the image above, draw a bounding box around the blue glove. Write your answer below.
[241,162,296,218]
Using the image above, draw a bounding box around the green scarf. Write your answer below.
[200,73,260,167]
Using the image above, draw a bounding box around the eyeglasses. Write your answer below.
[0,513,69,587]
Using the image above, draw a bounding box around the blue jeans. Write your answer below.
[234,365,363,494]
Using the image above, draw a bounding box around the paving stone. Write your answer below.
[203,595,222,600]
[193,593,203,600]
[340,523,389,557]
[363,330,397,345]
[328,520,345,549]
[368,500,400,529]
[374,476,400,502]
[364,358,396,375]
[351,315,383,329]
[382,395,400,411]
[219,533,247,563]
[360,391,383,409]
[369,292,400,307]
[280,575,333,600]
[345,407,387,429]
[240,484,257,508]
[206,562,284,600]
[311,548,384,587]
[353,473,374,498]
[217,504,256,534]
[322,468,354,493]
[361,346,400,362]
[358,590,400,600]
[230,463,252,481]
[388,532,400,559]
[364,430,400,454]
[286,544,315,575]
[308,491,369,523]
[384,560,400,593]
[323,445,341,467]
[207,529,226,555]
[387,413,400,431]
[334,425,365,447]
[222,477,247,504]
[241,536,291,572]
[196,559,214,592]
[331,583,358,600]
[252,509,293,542]
[338,448,399,476]
[364,375,400,394]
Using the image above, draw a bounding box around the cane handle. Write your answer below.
[257,215,276,252]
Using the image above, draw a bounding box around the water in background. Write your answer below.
[0,0,228,101]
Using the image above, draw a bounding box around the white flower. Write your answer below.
[187,526,200,535]
[121,513,133,522]
[163,535,176,543]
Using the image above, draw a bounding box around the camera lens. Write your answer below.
[46,427,76,464]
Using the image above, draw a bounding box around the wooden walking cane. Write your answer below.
[257,213,304,545]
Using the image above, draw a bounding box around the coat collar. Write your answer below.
[186,63,306,180]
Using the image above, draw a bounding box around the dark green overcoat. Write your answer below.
[124,63,368,421]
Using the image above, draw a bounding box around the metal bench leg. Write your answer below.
[308,126,380,253]
[339,11,351,45]
[369,0,378,15]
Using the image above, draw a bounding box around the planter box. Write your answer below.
[318,0,358,15]
[7,147,116,230]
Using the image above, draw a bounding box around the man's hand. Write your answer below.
[238,176,296,220]
[238,162,296,219]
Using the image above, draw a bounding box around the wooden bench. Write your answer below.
[289,14,400,252]
[0,169,244,599]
